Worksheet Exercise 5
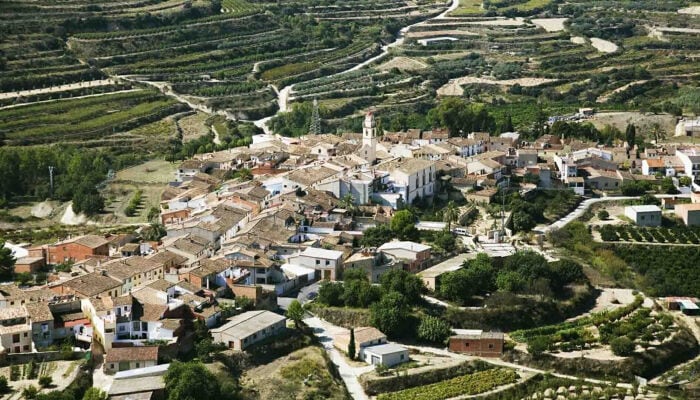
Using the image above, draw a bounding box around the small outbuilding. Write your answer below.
[448,329,504,357]
[361,343,409,367]
[105,346,159,374]
[667,297,700,316]
[624,205,662,227]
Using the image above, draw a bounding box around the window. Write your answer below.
[316,260,320,265]
[135,363,140,368]
[488,343,494,349]
[23,332,28,337]
[23,345,29,351]
[325,260,330,266]
[400,354,404,360]
[12,334,20,343]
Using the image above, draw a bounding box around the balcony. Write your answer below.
[76,333,92,343]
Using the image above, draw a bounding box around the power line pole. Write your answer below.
[500,176,510,239]
[48,166,55,198]
[310,98,321,135]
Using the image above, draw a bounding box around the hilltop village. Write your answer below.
[1,110,700,399]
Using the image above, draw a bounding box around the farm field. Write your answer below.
[101,159,178,224]
[511,295,683,358]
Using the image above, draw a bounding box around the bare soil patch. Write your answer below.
[178,111,211,142]
[590,37,618,53]
[531,18,568,32]
[589,111,677,137]
[678,6,700,14]
[377,56,429,71]
[438,76,557,96]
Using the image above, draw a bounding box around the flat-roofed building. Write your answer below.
[210,310,286,351]
[625,205,662,227]
[361,343,409,367]
[377,241,431,272]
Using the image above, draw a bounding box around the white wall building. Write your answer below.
[361,343,409,367]
[625,205,662,227]
[287,247,344,280]
[676,149,700,183]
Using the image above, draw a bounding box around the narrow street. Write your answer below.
[304,316,371,400]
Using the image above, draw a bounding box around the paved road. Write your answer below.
[304,316,369,400]
[298,281,321,304]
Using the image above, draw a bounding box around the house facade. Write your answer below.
[287,247,344,281]
[625,205,662,227]
[448,330,504,357]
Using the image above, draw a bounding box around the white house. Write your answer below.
[676,149,700,183]
[0,307,33,354]
[287,247,344,281]
[361,343,409,367]
[374,158,436,208]
[675,119,700,137]
[625,205,662,227]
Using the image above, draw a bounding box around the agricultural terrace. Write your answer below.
[275,0,700,136]
[376,367,518,400]
[511,295,682,357]
[599,225,700,245]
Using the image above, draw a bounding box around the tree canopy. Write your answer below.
[164,361,221,400]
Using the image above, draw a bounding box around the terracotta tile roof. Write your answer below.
[60,272,121,297]
[54,235,109,249]
[0,306,28,320]
[105,346,159,363]
[644,158,665,168]
[25,302,53,322]
[338,326,386,344]
[113,294,133,307]
[147,280,176,292]
[147,250,188,267]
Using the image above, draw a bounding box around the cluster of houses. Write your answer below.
[2,111,699,394]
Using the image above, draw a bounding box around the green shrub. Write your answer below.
[39,375,53,388]
[417,316,452,344]
[610,337,635,357]
[23,385,38,399]
[10,365,20,381]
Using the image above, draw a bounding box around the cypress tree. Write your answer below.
[348,328,356,360]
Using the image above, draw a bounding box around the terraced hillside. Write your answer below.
[1,0,700,203]
[276,0,700,133]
